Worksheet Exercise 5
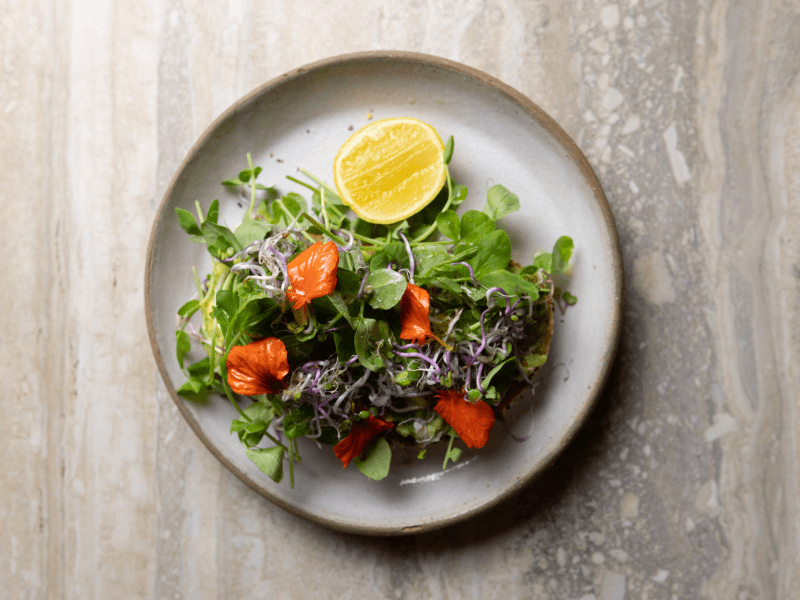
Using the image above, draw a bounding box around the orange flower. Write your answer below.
[434,390,495,449]
[399,283,451,348]
[226,337,290,395]
[399,283,434,344]
[286,241,339,309]
[334,415,394,468]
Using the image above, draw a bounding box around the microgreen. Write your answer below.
[174,138,574,485]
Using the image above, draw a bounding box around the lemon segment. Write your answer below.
[333,117,447,224]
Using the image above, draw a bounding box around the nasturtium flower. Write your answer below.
[399,283,433,344]
[226,337,290,395]
[399,283,451,348]
[334,415,394,468]
[434,389,495,449]
[286,241,339,309]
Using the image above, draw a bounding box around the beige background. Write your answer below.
[3,0,800,598]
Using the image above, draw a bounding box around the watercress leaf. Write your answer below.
[246,446,284,483]
[284,405,314,439]
[443,136,454,164]
[211,306,229,333]
[353,436,392,481]
[369,242,409,272]
[177,299,200,318]
[176,330,191,369]
[551,236,574,274]
[175,207,202,235]
[470,230,511,277]
[366,268,406,309]
[186,356,211,378]
[479,270,540,300]
[244,421,267,434]
[206,199,219,224]
[451,184,468,208]
[436,210,460,240]
[235,219,271,248]
[480,356,516,390]
[333,328,357,363]
[428,276,464,296]
[483,184,521,221]
[532,251,553,272]
[176,378,209,403]
[414,244,452,276]
[563,290,578,305]
[215,289,239,317]
[244,402,274,425]
[460,210,495,239]
[335,268,362,295]
[201,221,241,254]
[238,168,253,183]
[222,178,247,188]
[355,318,386,371]
[327,292,354,327]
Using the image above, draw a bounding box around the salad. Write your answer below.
[174,126,574,485]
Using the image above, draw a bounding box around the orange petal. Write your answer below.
[399,283,432,345]
[226,337,289,396]
[286,241,339,309]
[334,415,394,468]
[434,390,495,449]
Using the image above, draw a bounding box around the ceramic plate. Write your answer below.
[145,51,623,535]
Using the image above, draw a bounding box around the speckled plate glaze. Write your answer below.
[145,51,623,536]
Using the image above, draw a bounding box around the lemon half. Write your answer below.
[333,117,447,224]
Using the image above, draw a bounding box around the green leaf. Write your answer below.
[244,401,275,425]
[443,136,454,164]
[222,178,247,188]
[532,251,552,272]
[551,236,574,274]
[355,318,386,371]
[365,268,406,309]
[175,208,202,235]
[451,184,468,208]
[246,446,284,483]
[176,378,209,403]
[235,219,271,248]
[177,299,200,318]
[480,357,516,390]
[335,268,362,295]
[201,220,241,257]
[176,330,191,369]
[414,244,452,276]
[459,210,495,239]
[470,230,511,277]
[215,289,239,317]
[436,210,460,240]
[334,329,357,363]
[353,436,392,480]
[478,270,540,300]
[206,199,219,224]
[483,184,520,221]
[272,193,307,225]
[328,293,354,327]
[563,290,578,305]
[283,405,314,439]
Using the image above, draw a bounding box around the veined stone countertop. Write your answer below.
[3,1,799,599]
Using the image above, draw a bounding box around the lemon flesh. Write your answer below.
[333,117,447,224]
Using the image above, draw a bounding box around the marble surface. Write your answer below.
[2,0,799,598]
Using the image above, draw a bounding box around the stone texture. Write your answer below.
[2,0,800,598]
